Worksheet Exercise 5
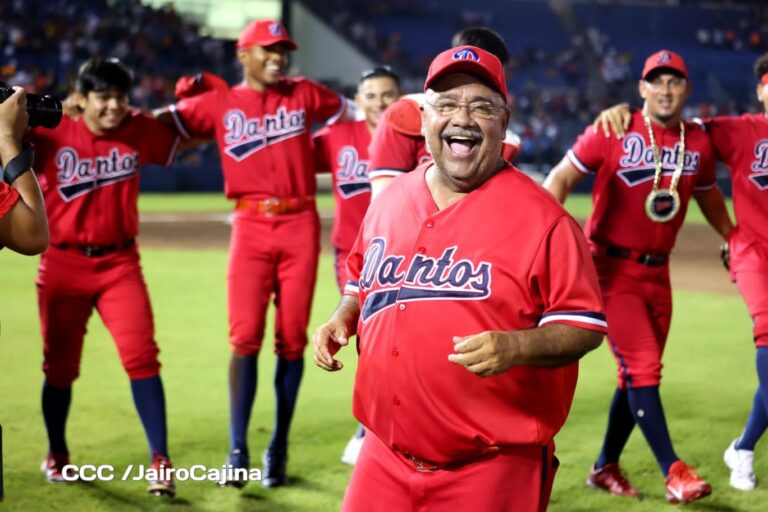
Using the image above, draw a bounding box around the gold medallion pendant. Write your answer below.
[642,111,685,223]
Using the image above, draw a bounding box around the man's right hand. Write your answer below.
[312,319,351,372]
[174,72,228,99]
[592,102,632,138]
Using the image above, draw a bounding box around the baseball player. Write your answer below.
[592,51,768,492]
[28,57,179,496]
[312,66,401,465]
[314,46,607,512]
[156,19,352,488]
[544,50,733,504]
[368,26,519,199]
[0,87,49,254]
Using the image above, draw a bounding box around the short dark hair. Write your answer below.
[452,27,510,66]
[77,57,133,96]
[360,65,401,88]
[754,53,768,81]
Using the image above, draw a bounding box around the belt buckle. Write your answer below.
[262,198,281,215]
[82,246,98,257]
[638,253,659,266]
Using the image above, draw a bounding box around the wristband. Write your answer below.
[0,143,34,185]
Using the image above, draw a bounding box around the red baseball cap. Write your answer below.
[424,45,508,102]
[237,20,298,51]
[641,50,688,80]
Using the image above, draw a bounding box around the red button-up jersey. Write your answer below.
[706,113,768,272]
[171,78,345,200]
[344,164,607,464]
[567,110,716,254]
[312,120,371,251]
[28,112,179,246]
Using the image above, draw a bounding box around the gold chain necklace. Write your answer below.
[642,111,686,222]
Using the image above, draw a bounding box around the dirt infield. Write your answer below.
[137,212,736,296]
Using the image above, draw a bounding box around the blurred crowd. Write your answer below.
[1,0,766,170]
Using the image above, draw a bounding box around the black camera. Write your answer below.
[0,83,62,129]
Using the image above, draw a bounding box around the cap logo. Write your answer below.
[657,51,672,64]
[452,48,480,62]
[269,22,283,36]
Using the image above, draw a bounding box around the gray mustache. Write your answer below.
[441,129,483,141]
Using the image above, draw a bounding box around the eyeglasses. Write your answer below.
[424,99,507,119]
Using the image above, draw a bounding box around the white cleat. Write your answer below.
[341,435,365,466]
[724,438,756,491]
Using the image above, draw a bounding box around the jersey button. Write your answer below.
[392,347,399,357]
[426,220,434,228]
[393,397,401,406]
[398,304,406,311]
[417,246,426,254]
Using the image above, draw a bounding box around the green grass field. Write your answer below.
[0,193,758,511]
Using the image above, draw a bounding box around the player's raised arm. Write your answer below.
[312,295,360,372]
[592,102,632,138]
[543,156,587,204]
[0,87,49,255]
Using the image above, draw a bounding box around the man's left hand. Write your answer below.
[448,331,517,377]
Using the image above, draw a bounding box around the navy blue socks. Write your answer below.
[735,347,768,450]
[627,385,678,475]
[130,375,169,458]
[42,381,72,454]
[595,388,635,469]
[229,353,258,453]
[268,357,304,454]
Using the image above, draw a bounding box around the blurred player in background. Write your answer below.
[29,57,179,497]
[368,26,519,198]
[0,87,49,254]
[593,51,768,493]
[312,66,401,465]
[545,50,733,504]
[157,19,353,488]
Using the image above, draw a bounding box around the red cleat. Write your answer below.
[665,460,712,504]
[147,453,176,497]
[40,452,70,483]
[586,463,641,497]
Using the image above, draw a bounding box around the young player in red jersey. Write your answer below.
[157,20,351,488]
[593,51,768,492]
[313,66,401,465]
[545,50,734,504]
[0,87,49,254]
[368,27,519,199]
[314,46,606,512]
[28,57,179,496]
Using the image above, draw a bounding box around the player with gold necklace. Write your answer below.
[642,111,685,222]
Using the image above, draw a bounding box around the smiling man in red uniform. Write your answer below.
[29,57,179,496]
[545,50,733,504]
[314,46,607,512]
[592,51,768,493]
[159,19,350,488]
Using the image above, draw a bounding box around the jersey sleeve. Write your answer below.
[704,116,738,164]
[566,125,607,176]
[304,80,346,126]
[693,127,717,191]
[168,89,218,139]
[0,181,20,220]
[530,216,607,333]
[138,114,180,167]
[343,225,366,296]
[312,126,332,174]
[368,118,421,180]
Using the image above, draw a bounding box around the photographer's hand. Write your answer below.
[0,86,49,255]
[0,87,28,164]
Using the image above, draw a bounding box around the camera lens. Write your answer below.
[27,93,63,129]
